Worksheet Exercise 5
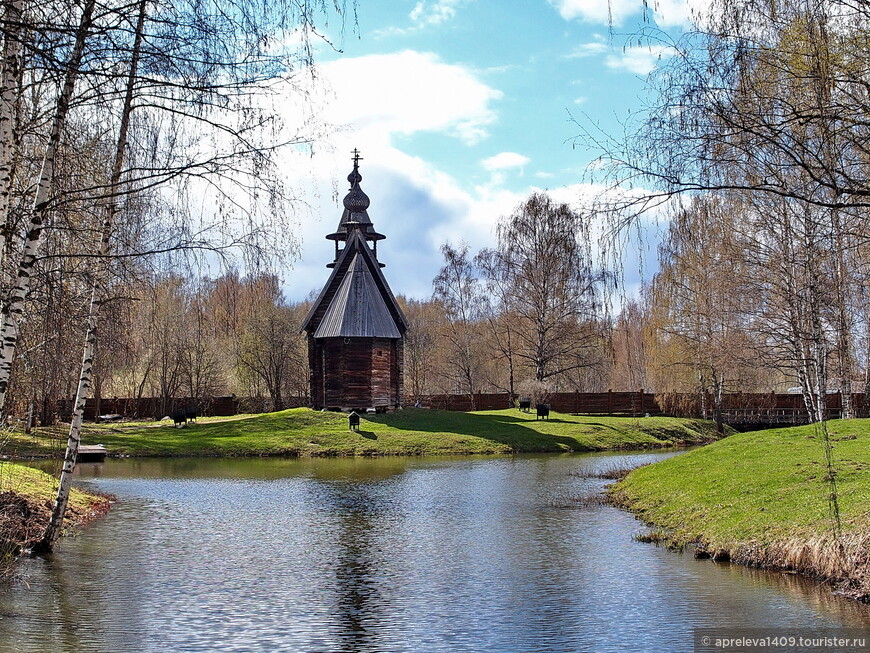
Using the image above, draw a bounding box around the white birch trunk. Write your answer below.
[38,295,96,548]
[40,0,146,551]
[0,0,23,272]
[0,0,95,415]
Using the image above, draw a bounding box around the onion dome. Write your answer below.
[326,149,385,244]
[343,177,370,213]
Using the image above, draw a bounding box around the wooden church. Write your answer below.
[301,152,408,411]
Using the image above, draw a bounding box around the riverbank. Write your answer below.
[7,408,724,458]
[0,462,111,562]
[610,419,870,600]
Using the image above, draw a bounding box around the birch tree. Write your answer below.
[0,0,96,415]
[479,193,600,384]
[0,0,23,270]
[33,0,356,550]
[432,243,485,407]
[39,0,147,551]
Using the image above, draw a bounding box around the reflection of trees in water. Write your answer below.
[36,502,150,653]
[317,477,398,653]
[45,553,85,652]
[334,511,382,653]
[733,565,870,627]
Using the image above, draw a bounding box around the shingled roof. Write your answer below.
[302,152,407,339]
[301,213,407,338]
[313,253,401,338]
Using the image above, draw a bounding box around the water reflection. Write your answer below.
[333,511,380,651]
[4,453,870,652]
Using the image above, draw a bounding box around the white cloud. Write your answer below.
[606,45,676,75]
[277,138,658,303]
[550,0,701,28]
[279,144,527,301]
[270,51,508,300]
[377,0,464,35]
[549,0,640,26]
[410,0,462,27]
[653,0,707,28]
[270,51,667,303]
[482,152,530,171]
[566,41,608,58]
[573,96,587,105]
[314,51,502,146]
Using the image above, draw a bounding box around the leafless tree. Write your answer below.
[432,243,486,408]
[479,193,601,385]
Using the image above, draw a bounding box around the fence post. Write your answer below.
[608,389,613,416]
[640,389,645,415]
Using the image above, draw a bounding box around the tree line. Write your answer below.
[0,0,352,548]
[578,0,870,426]
[30,184,862,426]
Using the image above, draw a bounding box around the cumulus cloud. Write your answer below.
[280,144,527,301]
[314,51,502,146]
[566,40,608,58]
[274,50,663,302]
[549,0,640,26]
[273,51,510,299]
[279,138,658,302]
[606,45,677,75]
[565,35,676,76]
[550,0,700,28]
[409,0,463,27]
[482,152,530,171]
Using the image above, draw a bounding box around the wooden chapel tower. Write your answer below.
[301,151,408,410]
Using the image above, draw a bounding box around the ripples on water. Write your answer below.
[2,453,869,652]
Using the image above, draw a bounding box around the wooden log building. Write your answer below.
[301,151,408,410]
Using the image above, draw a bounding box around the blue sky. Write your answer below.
[277,0,696,302]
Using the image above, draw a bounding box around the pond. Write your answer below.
[2,452,869,652]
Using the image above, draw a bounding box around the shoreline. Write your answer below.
[609,419,870,602]
[4,407,726,459]
[0,463,112,565]
[10,440,707,461]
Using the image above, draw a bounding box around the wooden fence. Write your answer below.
[420,390,870,425]
[56,395,309,421]
[57,390,870,425]
[419,391,661,415]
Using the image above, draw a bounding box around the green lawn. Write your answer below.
[6,408,724,458]
[611,419,870,548]
[0,462,110,554]
[0,462,102,512]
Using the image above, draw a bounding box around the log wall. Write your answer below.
[309,336,404,410]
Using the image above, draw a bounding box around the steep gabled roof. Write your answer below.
[301,229,407,337]
[314,253,401,338]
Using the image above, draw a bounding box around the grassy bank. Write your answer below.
[611,419,870,599]
[0,463,111,561]
[6,408,724,458]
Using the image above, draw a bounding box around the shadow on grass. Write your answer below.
[357,430,377,440]
[364,408,588,452]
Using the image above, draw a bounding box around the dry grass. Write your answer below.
[549,492,610,508]
[571,463,646,480]
[730,532,870,600]
[0,463,112,569]
[612,419,870,600]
